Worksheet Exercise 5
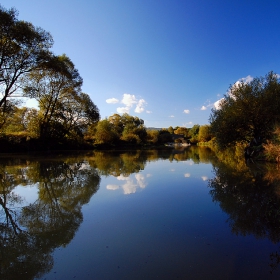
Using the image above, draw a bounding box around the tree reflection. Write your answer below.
[209,152,280,272]
[0,157,100,279]
[89,147,216,178]
[89,150,147,176]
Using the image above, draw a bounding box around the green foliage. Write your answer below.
[24,54,99,141]
[0,5,53,108]
[188,124,200,144]
[263,126,280,162]
[198,124,212,142]
[210,72,280,147]
[158,130,172,143]
[174,127,189,138]
[94,119,119,144]
[167,126,174,134]
[146,130,159,144]
[121,133,141,144]
[0,6,100,149]
[107,113,147,144]
[0,100,18,130]
[1,106,40,139]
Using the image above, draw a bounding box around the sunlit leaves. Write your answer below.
[210,72,280,147]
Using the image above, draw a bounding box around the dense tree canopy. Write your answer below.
[210,72,280,147]
[0,5,53,109]
[174,127,189,138]
[0,5,100,149]
[198,124,212,142]
[188,124,200,144]
[24,54,99,142]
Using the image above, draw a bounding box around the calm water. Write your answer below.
[1,147,280,279]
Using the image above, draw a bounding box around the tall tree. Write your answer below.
[0,6,53,110]
[24,54,99,140]
[189,124,200,143]
[174,127,189,138]
[198,124,212,142]
[108,113,147,143]
[210,72,280,147]
[94,119,119,144]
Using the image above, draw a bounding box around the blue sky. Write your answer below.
[3,0,280,128]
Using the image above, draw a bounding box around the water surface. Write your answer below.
[1,147,280,279]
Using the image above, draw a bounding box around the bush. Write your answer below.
[121,133,141,144]
[263,126,280,162]
[263,141,280,162]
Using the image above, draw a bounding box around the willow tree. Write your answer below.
[210,72,280,147]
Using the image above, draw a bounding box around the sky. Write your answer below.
[2,0,280,128]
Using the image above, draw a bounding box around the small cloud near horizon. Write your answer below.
[200,106,207,110]
[183,109,190,114]
[169,115,175,118]
[183,121,193,126]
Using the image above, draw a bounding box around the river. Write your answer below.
[1,146,280,279]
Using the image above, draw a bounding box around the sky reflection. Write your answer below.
[106,173,148,194]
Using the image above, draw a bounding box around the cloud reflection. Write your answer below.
[106,185,119,190]
[107,173,148,194]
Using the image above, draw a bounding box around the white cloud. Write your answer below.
[146,110,152,114]
[121,93,137,107]
[184,173,191,177]
[213,98,224,110]
[183,109,190,114]
[135,99,147,113]
[183,121,193,127]
[117,106,130,114]
[200,106,207,110]
[169,115,175,118]
[201,176,208,181]
[109,93,148,114]
[106,98,119,104]
[213,75,254,111]
[233,75,253,88]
